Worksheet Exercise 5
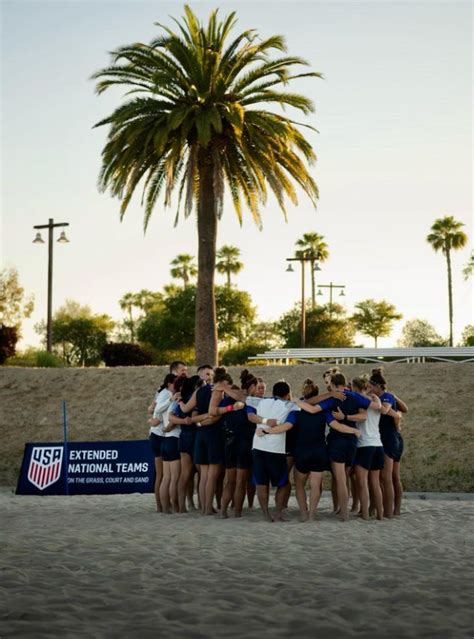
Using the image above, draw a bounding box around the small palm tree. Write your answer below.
[295,232,329,307]
[92,5,321,364]
[216,245,243,287]
[119,292,136,341]
[170,254,197,289]
[427,216,468,346]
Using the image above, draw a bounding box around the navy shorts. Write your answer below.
[327,437,358,466]
[381,430,404,463]
[179,428,196,458]
[355,446,384,471]
[294,444,330,474]
[252,449,289,487]
[149,433,164,458]
[193,426,224,465]
[223,429,253,470]
[161,437,180,462]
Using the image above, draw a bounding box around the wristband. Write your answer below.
[226,404,234,413]
[262,418,268,425]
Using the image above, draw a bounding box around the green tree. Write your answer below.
[427,216,468,346]
[397,319,446,347]
[295,232,329,307]
[137,284,256,360]
[92,5,321,365]
[37,300,115,366]
[459,325,474,346]
[216,245,244,288]
[352,299,402,347]
[170,254,198,289]
[277,302,355,348]
[0,268,34,333]
[463,250,473,281]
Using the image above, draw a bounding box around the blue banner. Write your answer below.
[16,440,155,495]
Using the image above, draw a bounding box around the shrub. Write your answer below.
[35,351,64,367]
[102,342,153,367]
[0,325,18,364]
[219,341,268,366]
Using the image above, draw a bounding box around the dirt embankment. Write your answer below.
[1,363,473,491]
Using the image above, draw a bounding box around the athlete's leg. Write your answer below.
[369,470,383,520]
[331,461,349,521]
[294,469,309,521]
[393,461,403,516]
[178,453,193,513]
[355,465,370,520]
[154,457,163,512]
[381,455,394,519]
[308,471,323,520]
[220,467,237,518]
[169,459,181,513]
[159,462,172,514]
[234,468,250,517]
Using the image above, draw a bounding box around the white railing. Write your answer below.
[249,347,474,364]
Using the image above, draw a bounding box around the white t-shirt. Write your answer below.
[251,398,295,455]
[357,407,383,447]
[164,400,181,438]
[149,388,172,437]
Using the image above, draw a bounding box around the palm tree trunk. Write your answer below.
[374,335,378,348]
[446,247,453,346]
[226,270,231,288]
[310,259,315,308]
[128,306,134,342]
[195,150,218,365]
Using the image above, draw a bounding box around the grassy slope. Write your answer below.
[1,363,473,491]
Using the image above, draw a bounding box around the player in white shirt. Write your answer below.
[147,373,177,512]
[246,381,299,522]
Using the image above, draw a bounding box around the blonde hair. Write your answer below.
[351,375,369,393]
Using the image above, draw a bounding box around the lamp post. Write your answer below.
[286,253,321,347]
[317,282,346,316]
[33,219,70,352]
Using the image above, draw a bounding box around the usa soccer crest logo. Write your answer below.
[27,447,63,491]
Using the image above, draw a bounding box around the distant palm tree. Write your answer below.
[119,292,136,341]
[92,5,321,364]
[216,245,243,287]
[427,216,468,346]
[295,232,329,307]
[170,254,197,289]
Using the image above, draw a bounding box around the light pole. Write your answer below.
[33,219,70,352]
[317,282,346,315]
[286,253,321,347]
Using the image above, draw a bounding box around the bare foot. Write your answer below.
[262,512,274,522]
[274,512,289,522]
[299,512,309,523]
[234,511,243,518]
[220,510,229,519]
[308,512,317,521]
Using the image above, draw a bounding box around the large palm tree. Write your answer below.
[92,5,321,364]
[170,253,197,289]
[427,216,468,346]
[295,232,328,307]
[216,245,243,287]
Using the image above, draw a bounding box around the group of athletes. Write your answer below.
[147,361,407,522]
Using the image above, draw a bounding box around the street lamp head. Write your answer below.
[33,232,45,244]
[57,231,70,244]
[286,264,294,273]
[339,289,345,297]
[313,263,321,272]
[317,289,323,296]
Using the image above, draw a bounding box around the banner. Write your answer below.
[16,440,155,495]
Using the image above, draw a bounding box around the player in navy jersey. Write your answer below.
[168,375,203,513]
[219,370,259,518]
[324,373,375,521]
[368,368,407,518]
[291,380,334,521]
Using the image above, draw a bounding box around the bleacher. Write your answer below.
[249,347,474,364]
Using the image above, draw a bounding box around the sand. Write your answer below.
[2,491,473,639]
[1,363,474,491]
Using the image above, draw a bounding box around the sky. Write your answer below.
[1,0,472,349]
